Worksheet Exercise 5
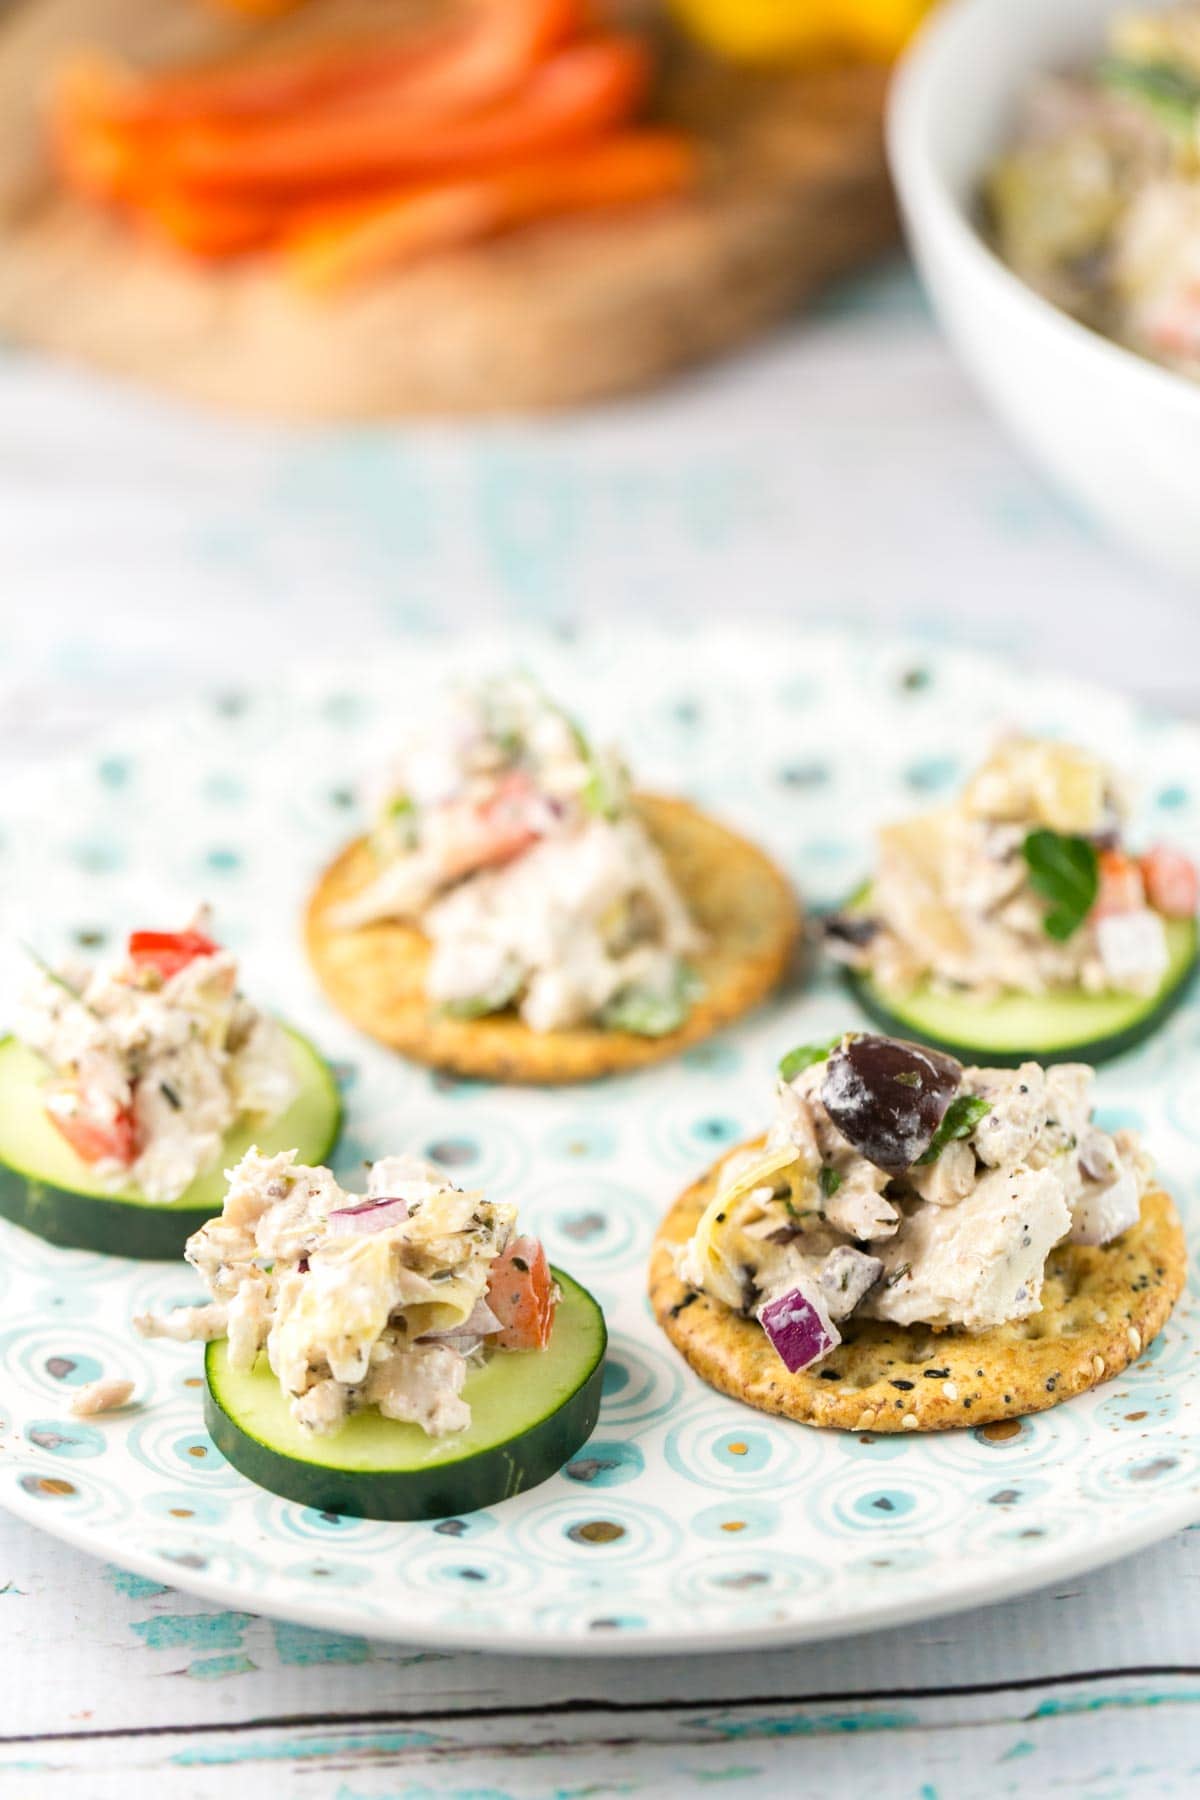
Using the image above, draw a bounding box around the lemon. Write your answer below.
[669,0,935,66]
[668,0,843,65]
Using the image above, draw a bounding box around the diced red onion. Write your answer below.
[328,1195,409,1236]
[757,1282,840,1373]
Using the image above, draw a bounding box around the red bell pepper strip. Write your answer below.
[1141,845,1200,920]
[486,1236,557,1350]
[128,928,220,980]
[44,1085,138,1167]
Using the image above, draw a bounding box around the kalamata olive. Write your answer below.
[821,1034,962,1173]
[823,914,880,956]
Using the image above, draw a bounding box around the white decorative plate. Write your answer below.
[2,628,1199,1655]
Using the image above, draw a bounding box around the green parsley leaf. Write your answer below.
[915,1094,992,1165]
[819,1165,843,1198]
[778,1035,843,1082]
[564,714,623,820]
[1099,57,1200,135]
[371,792,418,859]
[601,966,700,1037]
[582,766,620,820]
[441,965,523,1021]
[1022,828,1099,941]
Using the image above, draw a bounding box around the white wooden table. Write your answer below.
[4,1508,1200,1797]
[2,261,1199,1797]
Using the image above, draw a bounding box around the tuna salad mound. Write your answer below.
[139,1148,559,1439]
[650,1030,1185,1430]
[17,913,297,1203]
[985,4,1200,382]
[305,674,798,1083]
[826,738,1199,1063]
[329,673,703,1037]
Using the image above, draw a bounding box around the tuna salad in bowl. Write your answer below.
[650,1029,1186,1431]
[825,735,1199,1064]
[986,4,1200,383]
[0,911,340,1257]
[889,0,1200,582]
[306,673,798,1083]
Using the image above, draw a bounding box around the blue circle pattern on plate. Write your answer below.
[0,1322,157,1401]
[596,1335,685,1428]
[125,1409,236,1487]
[252,1494,400,1551]
[524,1176,655,1272]
[24,1418,107,1460]
[3,631,1200,1650]
[401,1543,529,1598]
[670,1549,830,1610]
[14,1461,134,1528]
[923,1402,1088,1476]
[562,1440,645,1488]
[648,1099,759,1174]
[960,1505,1083,1560]
[689,1499,781,1541]
[663,1405,805,1494]
[510,1496,680,1571]
[143,1490,231,1528]
[541,1117,620,1162]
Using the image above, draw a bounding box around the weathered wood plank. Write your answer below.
[5,1694,1200,1798]
[4,1510,1200,1742]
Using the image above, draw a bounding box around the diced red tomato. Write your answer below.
[1092,849,1145,920]
[486,1235,556,1350]
[44,1085,138,1167]
[439,771,541,883]
[1141,845,1200,920]
[128,927,219,980]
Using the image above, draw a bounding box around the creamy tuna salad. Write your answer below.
[678,1031,1154,1372]
[18,913,296,1202]
[138,1149,557,1438]
[987,5,1200,379]
[827,737,1198,1001]
[334,674,703,1035]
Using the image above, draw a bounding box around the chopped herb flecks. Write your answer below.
[916,1095,992,1165]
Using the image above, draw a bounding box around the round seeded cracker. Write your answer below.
[305,795,799,1083]
[650,1137,1187,1431]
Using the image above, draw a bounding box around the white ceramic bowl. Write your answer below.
[888,0,1200,585]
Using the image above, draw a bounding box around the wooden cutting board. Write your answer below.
[0,0,897,417]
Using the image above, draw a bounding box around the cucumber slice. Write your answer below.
[0,1027,341,1259]
[204,1269,606,1520]
[841,888,1198,1066]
